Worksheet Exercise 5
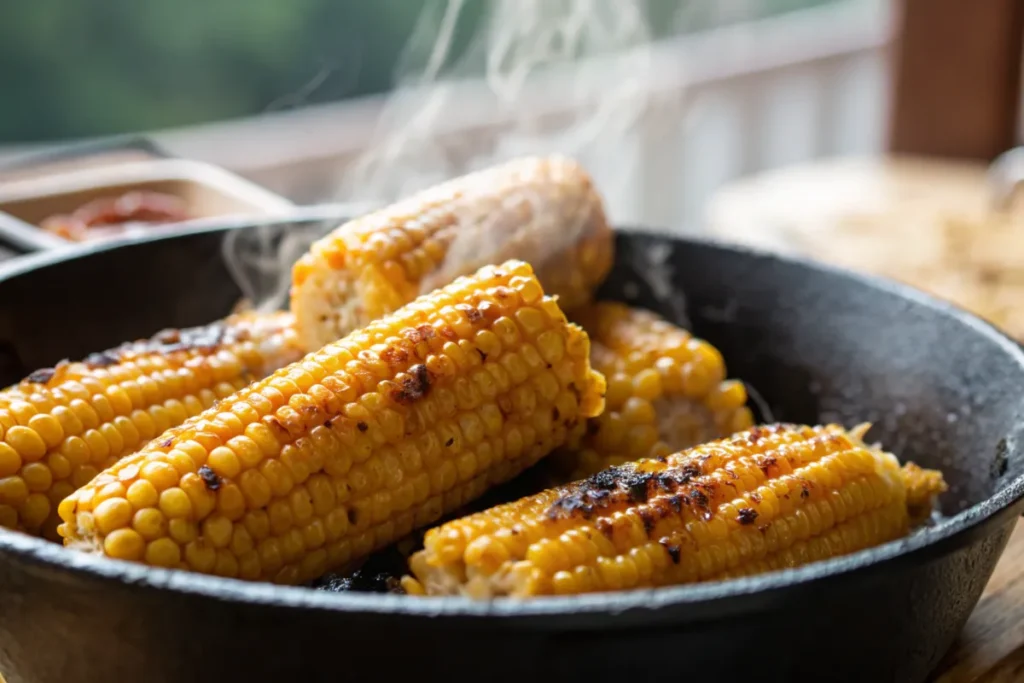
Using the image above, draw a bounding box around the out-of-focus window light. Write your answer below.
[0,0,857,144]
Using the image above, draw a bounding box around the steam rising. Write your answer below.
[339,0,654,208]
[224,0,688,314]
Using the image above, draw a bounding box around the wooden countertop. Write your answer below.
[933,520,1024,682]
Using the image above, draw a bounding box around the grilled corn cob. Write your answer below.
[291,156,613,352]
[0,311,301,539]
[57,261,605,584]
[403,423,946,598]
[553,302,753,480]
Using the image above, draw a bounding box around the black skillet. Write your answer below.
[0,223,1023,683]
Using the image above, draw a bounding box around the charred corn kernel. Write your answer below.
[0,311,301,539]
[553,302,754,480]
[60,261,605,584]
[405,423,947,598]
[291,156,614,352]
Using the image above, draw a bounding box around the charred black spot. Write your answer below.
[477,349,487,361]
[680,464,701,482]
[737,508,758,525]
[391,364,432,405]
[26,367,56,384]
[585,467,624,491]
[357,422,369,432]
[748,426,765,443]
[416,324,436,340]
[624,471,653,503]
[690,488,709,508]
[324,418,334,428]
[198,465,221,491]
[661,541,681,564]
[800,484,811,499]
[84,350,122,367]
[546,363,552,369]
[667,495,683,512]
[160,438,174,448]
[347,508,359,525]
[595,518,614,538]
[638,507,655,533]
[445,437,455,447]
[552,407,560,421]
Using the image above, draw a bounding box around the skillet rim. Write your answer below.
[1,223,1023,619]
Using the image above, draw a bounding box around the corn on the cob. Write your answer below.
[552,302,753,480]
[291,156,613,352]
[57,261,605,584]
[403,423,946,598]
[0,311,301,539]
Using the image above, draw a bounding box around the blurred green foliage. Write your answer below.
[0,0,836,143]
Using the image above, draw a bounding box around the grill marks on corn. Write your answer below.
[0,311,301,538]
[403,423,946,598]
[57,261,605,585]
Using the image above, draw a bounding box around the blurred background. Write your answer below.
[0,0,895,229]
[1,0,1022,331]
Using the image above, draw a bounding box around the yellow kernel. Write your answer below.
[184,540,217,572]
[141,460,179,491]
[216,483,246,521]
[145,537,182,567]
[0,504,17,528]
[536,330,566,365]
[632,369,663,401]
[0,476,29,506]
[20,462,53,492]
[207,446,241,479]
[26,413,63,448]
[621,397,657,426]
[44,452,71,480]
[0,443,21,478]
[132,507,167,540]
[213,549,240,578]
[126,479,158,509]
[258,537,284,574]
[227,436,264,469]
[6,426,47,462]
[158,488,192,519]
[177,441,209,467]
[104,528,146,560]
[71,465,99,489]
[166,450,197,476]
[239,469,273,509]
[202,515,234,548]
[168,518,198,544]
[60,435,92,467]
[20,493,50,529]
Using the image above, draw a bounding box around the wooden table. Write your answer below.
[934,520,1024,682]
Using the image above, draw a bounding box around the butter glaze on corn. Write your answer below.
[0,311,300,539]
[291,155,613,352]
[553,302,753,480]
[58,261,605,584]
[403,423,946,598]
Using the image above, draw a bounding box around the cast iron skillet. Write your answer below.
[1,224,1024,683]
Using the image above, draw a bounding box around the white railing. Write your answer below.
[2,0,891,233]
